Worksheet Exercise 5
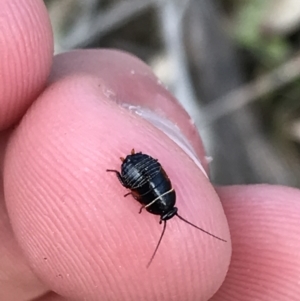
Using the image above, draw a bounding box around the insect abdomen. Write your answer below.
[121,153,161,188]
[133,171,176,215]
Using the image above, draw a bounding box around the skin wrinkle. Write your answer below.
[9,1,28,101]
[17,116,132,288]
[0,189,46,300]
[15,156,111,292]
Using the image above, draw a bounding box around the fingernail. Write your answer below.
[122,104,208,178]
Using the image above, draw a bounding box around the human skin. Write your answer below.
[1,0,300,301]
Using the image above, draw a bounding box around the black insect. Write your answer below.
[107,149,226,267]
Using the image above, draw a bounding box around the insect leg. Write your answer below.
[106,169,127,187]
[124,192,132,197]
[139,205,146,214]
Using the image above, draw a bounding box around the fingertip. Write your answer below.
[212,185,300,301]
[0,0,53,129]
[50,49,208,172]
[4,50,230,301]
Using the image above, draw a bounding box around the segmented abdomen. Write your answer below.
[121,153,161,189]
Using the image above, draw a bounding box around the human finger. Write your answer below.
[0,0,53,299]
[4,49,231,301]
[211,185,300,301]
[0,0,53,130]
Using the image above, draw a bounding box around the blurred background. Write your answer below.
[44,0,300,187]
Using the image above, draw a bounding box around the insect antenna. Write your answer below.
[176,213,226,242]
[147,220,167,268]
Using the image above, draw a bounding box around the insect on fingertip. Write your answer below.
[107,150,226,267]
